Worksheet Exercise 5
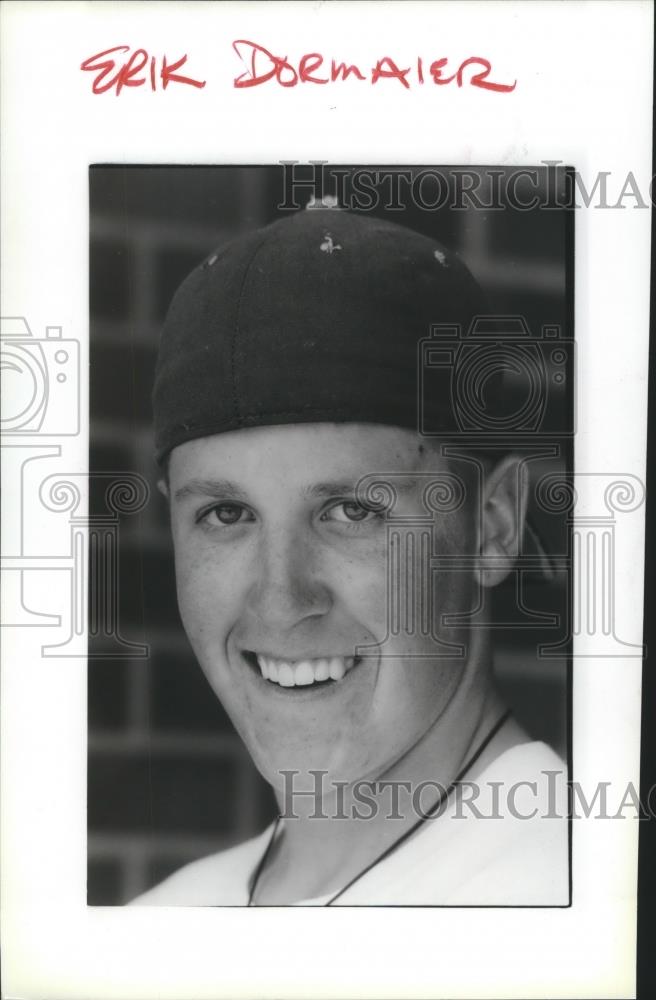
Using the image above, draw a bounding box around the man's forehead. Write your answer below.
[167,422,451,486]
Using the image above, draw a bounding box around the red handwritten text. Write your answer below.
[80,46,206,95]
[232,40,516,92]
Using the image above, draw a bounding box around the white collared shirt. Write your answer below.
[131,740,569,907]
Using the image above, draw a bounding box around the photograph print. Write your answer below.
[88,163,573,907]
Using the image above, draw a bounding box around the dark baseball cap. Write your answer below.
[152,207,489,464]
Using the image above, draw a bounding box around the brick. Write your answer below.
[90,342,157,424]
[150,652,235,733]
[88,660,129,730]
[88,753,239,834]
[155,248,208,321]
[117,548,178,629]
[91,166,244,228]
[90,239,131,321]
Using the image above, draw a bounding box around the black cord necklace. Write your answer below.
[247,709,511,907]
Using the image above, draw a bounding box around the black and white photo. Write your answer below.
[88,164,573,907]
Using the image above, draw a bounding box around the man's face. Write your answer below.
[167,423,479,791]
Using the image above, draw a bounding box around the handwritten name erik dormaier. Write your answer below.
[80,41,516,96]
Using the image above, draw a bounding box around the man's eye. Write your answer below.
[201,503,253,526]
[323,501,381,524]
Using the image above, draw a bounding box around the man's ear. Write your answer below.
[476,454,528,588]
[157,477,169,500]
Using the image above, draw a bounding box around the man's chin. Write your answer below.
[246,738,367,795]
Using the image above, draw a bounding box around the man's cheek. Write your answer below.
[348,576,389,644]
[174,559,233,644]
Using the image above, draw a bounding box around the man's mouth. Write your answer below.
[242,652,360,689]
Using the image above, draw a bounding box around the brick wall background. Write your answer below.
[88,165,572,904]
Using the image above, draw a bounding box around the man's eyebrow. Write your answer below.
[173,477,421,503]
[302,478,417,500]
[173,479,249,502]
[301,480,360,500]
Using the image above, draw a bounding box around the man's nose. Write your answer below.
[245,526,332,630]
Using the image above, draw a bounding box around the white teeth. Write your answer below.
[329,657,345,681]
[314,658,330,682]
[278,664,294,687]
[294,661,315,686]
[252,653,358,688]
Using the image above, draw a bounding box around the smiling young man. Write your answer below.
[133,207,568,907]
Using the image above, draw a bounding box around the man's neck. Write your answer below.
[252,641,525,904]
